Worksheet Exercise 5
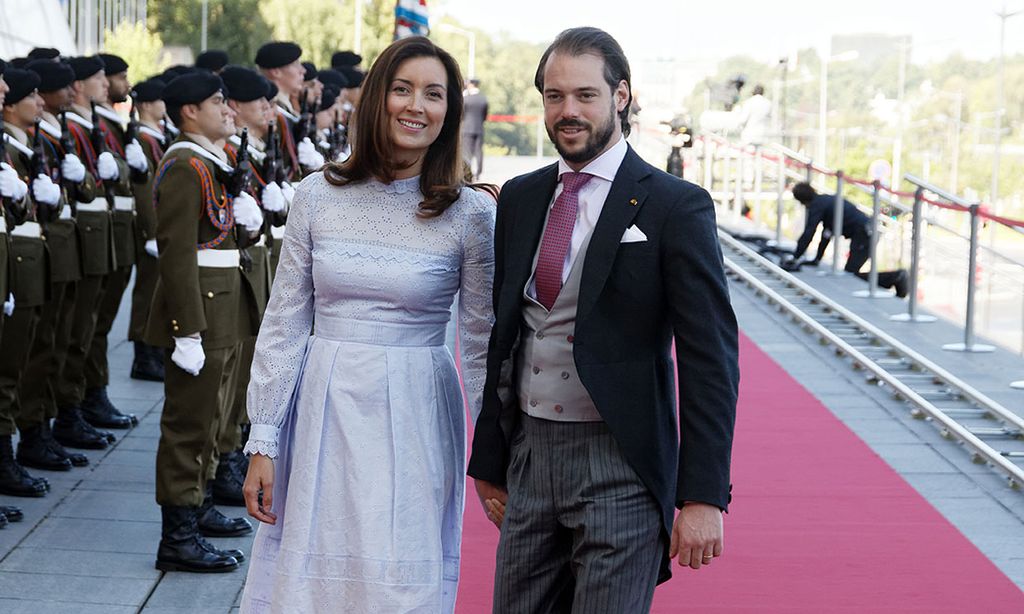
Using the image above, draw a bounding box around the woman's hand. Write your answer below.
[243,453,277,525]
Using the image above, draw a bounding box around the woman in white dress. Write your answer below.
[239,37,495,613]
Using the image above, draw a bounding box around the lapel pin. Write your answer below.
[629,198,638,206]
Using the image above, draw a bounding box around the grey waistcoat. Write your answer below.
[516,231,602,422]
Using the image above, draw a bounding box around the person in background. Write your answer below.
[461,77,488,180]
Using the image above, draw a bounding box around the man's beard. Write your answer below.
[548,103,617,164]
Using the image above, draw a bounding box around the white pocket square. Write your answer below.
[620,224,647,243]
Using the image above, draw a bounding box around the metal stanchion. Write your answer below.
[775,152,785,243]
[805,160,813,183]
[830,171,845,275]
[722,147,732,210]
[854,180,889,298]
[891,188,937,322]
[942,203,995,353]
[753,146,764,228]
[734,148,745,223]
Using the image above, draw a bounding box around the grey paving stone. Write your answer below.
[81,478,155,494]
[141,608,235,614]
[51,488,160,523]
[20,517,159,554]
[0,598,137,614]
[0,548,159,580]
[901,472,992,498]
[844,419,924,445]
[0,570,154,606]
[863,443,960,474]
[87,459,155,483]
[928,496,1024,529]
[99,449,158,467]
[144,570,246,608]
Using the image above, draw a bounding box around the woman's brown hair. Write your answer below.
[324,36,465,218]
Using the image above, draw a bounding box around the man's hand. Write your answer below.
[243,453,277,525]
[474,478,508,529]
[669,502,723,570]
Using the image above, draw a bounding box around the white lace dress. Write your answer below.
[238,172,495,613]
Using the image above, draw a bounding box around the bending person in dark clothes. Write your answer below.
[787,182,909,298]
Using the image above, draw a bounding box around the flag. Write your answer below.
[394,0,430,40]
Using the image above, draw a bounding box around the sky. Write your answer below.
[439,0,1024,66]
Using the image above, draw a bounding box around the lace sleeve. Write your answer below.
[457,189,496,424]
[243,173,318,457]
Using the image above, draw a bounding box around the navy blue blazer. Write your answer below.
[467,146,739,582]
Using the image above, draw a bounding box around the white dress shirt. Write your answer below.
[527,136,628,298]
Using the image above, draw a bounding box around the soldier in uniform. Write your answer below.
[81,53,150,429]
[255,41,323,181]
[0,64,49,517]
[16,59,98,472]
[56,55,128,450]
[146,72,263,573]
[214,66,289,505]
[127,78,167,381]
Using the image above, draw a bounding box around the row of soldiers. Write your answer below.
[0,42,364,575]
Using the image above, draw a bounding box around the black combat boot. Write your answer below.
[16,424,73,471]
[155,505,239,573]
[211,450,246,507]
[131,341,164,382]
[198,536,246,563]
[0,509,7,529]
[81,387,138,429]
[44,422,89,467]
[0,435,48,497]
[197,485,252,537]
[53,406,114,449]
[0,504,24,522]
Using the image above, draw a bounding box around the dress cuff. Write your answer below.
[244,424,281,458]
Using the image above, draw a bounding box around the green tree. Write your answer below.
[147,0,273,67]
[103,20,168,84]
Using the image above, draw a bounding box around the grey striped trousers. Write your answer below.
[493,414,664,614]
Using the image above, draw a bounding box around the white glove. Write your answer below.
[261,182,286,213]
[96,151,119,181]
[280,181,295,206]
[171,335,205,376]
[232,191,264,230]
[144,239,158,258]
[0,163,28,200]
[61,154,87,183]
[31,174,61,208]
[2,293,13,317]
[297,137,325,169]
[125,140,148,172]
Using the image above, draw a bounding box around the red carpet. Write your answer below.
[456,334,1024,612]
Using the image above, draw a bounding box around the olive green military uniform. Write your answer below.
[85,106,147,389]
[55,107,130,411]
[18,115,97,430]
[128,126,164,346]
[0,128,58,434]
[145,134,258,507]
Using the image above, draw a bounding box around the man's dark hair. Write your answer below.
[752,84,765,96]
[791,182,817,205]
[534,27,633,136]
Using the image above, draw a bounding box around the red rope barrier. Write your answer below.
[979,210,1024,228]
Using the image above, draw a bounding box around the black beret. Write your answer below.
[331,51,362,68]
[132,79,165,103]
[302,62,318,82]
[319,85,340,110]
[98,53,128,75]
[10,57,32,69]
[68,55,105,81]
[317,69,348,90]
[2,68,41,105]
[196,50,229,72]
[338,67,365,88]
[0,59,6,76]
[265,79,278,101]
[254,42,302,69]
[27,60,75,92]
[160,65,195,82]
[221,66,270,103]
[163,72,225,108]
[28,47,61,61]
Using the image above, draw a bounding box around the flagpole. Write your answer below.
[355,0,364,54]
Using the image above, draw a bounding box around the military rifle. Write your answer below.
[228,128,254,272]
[0,113,28,225]
[58,110,79,217]
[29,120,58,226]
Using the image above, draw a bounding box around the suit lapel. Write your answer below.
[504,163,558,305]
[576,147,650,324]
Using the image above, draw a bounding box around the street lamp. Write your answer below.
[992,4,1023,209]
[436,23,476,80]
[817,49,859,166]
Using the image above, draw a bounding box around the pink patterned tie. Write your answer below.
[535,172,593,310]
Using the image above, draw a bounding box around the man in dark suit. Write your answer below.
[468,27,739,613]
[461,77,488,179]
